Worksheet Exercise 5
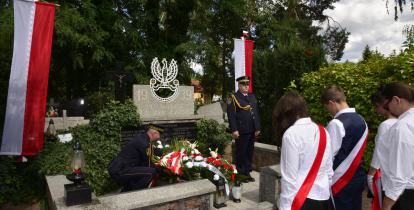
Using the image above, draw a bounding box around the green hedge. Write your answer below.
[292,48,414,169]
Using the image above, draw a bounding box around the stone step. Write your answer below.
[212,171,273,210]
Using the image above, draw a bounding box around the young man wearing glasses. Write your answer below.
[378,82,414,210]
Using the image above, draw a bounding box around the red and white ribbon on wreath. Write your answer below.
[207,164,230,196]
[165,151,184,176]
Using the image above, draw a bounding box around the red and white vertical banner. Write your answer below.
[1,0,55,156]
[233,38,254,93]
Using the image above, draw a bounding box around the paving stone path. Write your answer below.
[214,171,372,210]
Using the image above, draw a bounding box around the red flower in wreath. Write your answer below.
[223,164,229,170]
[206,157,215,163]
[213,159,222,167]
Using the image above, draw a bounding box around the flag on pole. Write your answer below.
[233,38,254,92]
[1,0,55,156]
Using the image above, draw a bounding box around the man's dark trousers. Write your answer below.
[114,167,156,192]
[236,133,255,176]
[333,170,365,210]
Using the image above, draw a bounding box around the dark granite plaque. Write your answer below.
[121,122,197,145]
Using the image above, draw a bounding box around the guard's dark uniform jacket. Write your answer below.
[108,133,162,192]
[227,90,261,176]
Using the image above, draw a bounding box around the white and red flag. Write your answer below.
[1,0,55,156]
[233,38,254,93]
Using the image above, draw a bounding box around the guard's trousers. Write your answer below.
[235,132,255,176]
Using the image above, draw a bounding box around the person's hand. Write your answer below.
[255,131,261,141]
[382,196,396,210]
[367,175,374,195]
[232,131,240,139]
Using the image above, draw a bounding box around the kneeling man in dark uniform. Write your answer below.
[108,124,163,192]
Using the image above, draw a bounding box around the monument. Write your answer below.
[130,58,201,143]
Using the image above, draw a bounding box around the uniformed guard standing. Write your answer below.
[227,76,261,182]
[108,124,163,192]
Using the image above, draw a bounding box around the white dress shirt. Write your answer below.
[280,118,333,210]
[370,118,397,169]
[326,108,356,157]
[379,108,414,201]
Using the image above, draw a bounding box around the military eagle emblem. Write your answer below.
[150,57,180,102]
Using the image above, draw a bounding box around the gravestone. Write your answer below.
[130,58,201,143]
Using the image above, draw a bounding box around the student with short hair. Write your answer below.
[321,85,368,210]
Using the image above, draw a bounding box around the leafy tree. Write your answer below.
[0,3,13,133]
[251,0,347,143]
[181,0,246,100]
[362,45,372,61]
[386,0,414,21]
[403,25,414,49]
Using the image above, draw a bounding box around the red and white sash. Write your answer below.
[291,125,327,210]
[371,169,382,210]
[331,125,368,196]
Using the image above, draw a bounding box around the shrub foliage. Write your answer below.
[196,119,232,155]
[292,48,414,169]
[0,100,140,206]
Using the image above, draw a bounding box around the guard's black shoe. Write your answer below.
[247,176,255,182]
[233,198,241,203]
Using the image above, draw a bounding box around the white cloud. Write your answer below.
[325,0,414,62]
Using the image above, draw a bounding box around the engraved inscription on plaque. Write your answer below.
[121,122,197,145]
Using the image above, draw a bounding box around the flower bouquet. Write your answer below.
[153,139,238,195]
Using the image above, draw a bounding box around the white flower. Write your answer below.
[195,156,203,162]
[193,162,200,167]
[157,140,162,145]
[157,145,163,149]
[165,144,170,148]
[213,174,220,181]
[233,168,238,174]
[194,149,200,154]
[200,162,207,168]
[190,142,197,149]
[182,156,189,161]
[210,150,218,158]
[185,162,193,168]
